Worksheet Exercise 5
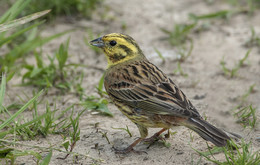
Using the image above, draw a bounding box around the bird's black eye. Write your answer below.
[109,40,117,46]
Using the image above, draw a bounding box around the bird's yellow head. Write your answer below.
[90,33,144,66]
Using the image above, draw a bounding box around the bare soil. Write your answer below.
[3,0,260,164]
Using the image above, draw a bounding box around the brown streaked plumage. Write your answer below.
[90,33,240,153]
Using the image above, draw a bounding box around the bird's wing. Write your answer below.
[107,77,200,118]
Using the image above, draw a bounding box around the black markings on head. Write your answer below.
[109,53,126,63]
[118,44,133,54]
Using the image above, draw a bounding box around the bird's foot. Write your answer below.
[142,128,168,144]
[142,135,165,144]
[113,138,146,154]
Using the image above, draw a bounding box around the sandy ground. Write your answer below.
[2,0,260,164]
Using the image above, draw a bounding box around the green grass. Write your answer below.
[40,150,52,165]
[96,73,108,98]
[0,10,50,33]
[171,41,194,77]
[161,22,195,77]
[0,2,109,163]
[189,10,232,21]
[0,74,102,163]
[154,47,166,63]
[100,131,111,145]
[244,27,260,49]
[173,62,188,77]
[22,39,71,90]
[81,96,113,117]
[0,78,44,138]
[20,37,91,98]
[112,125,132,137]
[0,0,70,74]
[176,40,194,63]
[241,84,256,102]
[7,0,103,20]
[162,8,239,47]
[193,140,260,165]
[161,23,196,46]
[59,112,81,160]
[234,105,257,129]
[0,74,44,163]
[230,84,257,129]
[220,50,251,78]
[227,0,260,14]
[0,138,101,164]
[1,76,61,140]
[1,148,42,164]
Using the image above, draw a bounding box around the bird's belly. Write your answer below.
[114,102,172,128]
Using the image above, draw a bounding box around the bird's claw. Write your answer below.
[143,135,166,149]
[143,135,165,144]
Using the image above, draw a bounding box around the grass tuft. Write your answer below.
[189,10,232,21]
[112,125,132,137]
[244,27,260,50]
[21,37,85,95]
[233,105,257,129]
[193,140,260,165]
[154,47,165,63]
[7,0,103,20]
[220,50,251,78]
[161,23,196,46]
[81,96,113,117]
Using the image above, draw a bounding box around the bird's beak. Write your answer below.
[89,37,104,48]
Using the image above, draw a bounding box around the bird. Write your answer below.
[90,33,239,154]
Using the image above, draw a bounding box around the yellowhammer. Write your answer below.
[90,33,239,154]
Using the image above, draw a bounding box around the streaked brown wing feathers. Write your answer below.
[105,60,200,118]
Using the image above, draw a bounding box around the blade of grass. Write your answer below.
[56,38,70,71]
[0,10,51,33]
[191,146,220,164]
[40,150,52,165]
[0,0,31,24]
[0,108,57,138]
[189,10,230,21]
[2,29,73,69]
[0,21,45,47]
[96,73,107,97]
[10,29,74,57]
[154,47,165,62]
[0,73,6,107]
[112,125,132,137]
[5,149,42,163]
[0,90,44,130]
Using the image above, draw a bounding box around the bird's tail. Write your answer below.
[183,118,240,147]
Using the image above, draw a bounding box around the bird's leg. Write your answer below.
[142,128,167,144]
[114,138,144,154]
[114,124,148,154]
[164,129,170,139]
